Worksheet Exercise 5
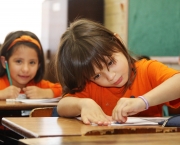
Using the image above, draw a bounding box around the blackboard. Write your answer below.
[128,0,180,56]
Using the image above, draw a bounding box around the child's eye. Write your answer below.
[16,60,22,64]
[93,74,101,80]
[108,60,113,66]
[30,61,36,65]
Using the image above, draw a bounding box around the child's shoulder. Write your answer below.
[136,59,158,67]
[136,59,179,74]
[135,59,171,74]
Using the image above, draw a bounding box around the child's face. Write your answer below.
[8,45,39,88]
[90,52,129,87]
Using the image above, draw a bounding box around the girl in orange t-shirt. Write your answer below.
[0,31,62,99]
[55,19,180,125]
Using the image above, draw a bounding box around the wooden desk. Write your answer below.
[0,100,57,110]
[0,100,57,119]
[0,100,57,130]
[2,117,180,138]
[19,133,180,145]
[0,100,57,122]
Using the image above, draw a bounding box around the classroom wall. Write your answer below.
[104,0,180,70]
[104,0,128,46]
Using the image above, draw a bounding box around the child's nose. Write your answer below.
[106,72,115,81]
[22,64,29,72]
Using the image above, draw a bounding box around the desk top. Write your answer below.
[0,100,57,110]
[2,117,180,138]
[19,133,180,145]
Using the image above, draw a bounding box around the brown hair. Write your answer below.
[0,30,45,83]
[55,19,136,96]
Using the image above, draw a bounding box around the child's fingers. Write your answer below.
[81,111,111,125]
[6,86,20,99]
[112,99,128,122]
[81,116,91,125]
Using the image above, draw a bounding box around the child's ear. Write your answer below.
[114,33,122,41]
[0,56,6,68]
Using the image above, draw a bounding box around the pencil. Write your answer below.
[5,61,12,85]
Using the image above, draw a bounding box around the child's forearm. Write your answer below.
[0,90,5,99]
[144,74,180,107]
[57,97,82,117]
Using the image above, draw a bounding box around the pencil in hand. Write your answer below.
[5,61,12,85]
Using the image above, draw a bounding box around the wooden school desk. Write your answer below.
[19,133,180,145]
[2,117,180,138]
[0,100,57,110]
[0,100,57,120]
[0,100,57,130]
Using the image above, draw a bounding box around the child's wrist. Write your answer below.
[138,96,149,110]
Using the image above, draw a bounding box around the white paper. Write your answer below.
[6,95,62,103]
[76,117,168,126]
[110,117,158,126]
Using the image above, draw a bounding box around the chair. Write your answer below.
[29,107,59,117]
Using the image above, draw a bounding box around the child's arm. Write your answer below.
[23,80,62,98]
[0,86,21,99]
[57,97,111,125]
[23,86,54,99]
[112,74,180,122]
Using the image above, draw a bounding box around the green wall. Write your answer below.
[128,0,180,56]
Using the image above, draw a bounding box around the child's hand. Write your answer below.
[112,97,146,123]
[0,86,21,99]
[23,86,54,99]
[80,99,112,126]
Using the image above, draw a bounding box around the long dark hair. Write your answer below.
[55,19,136,96]
[0,30,45,83]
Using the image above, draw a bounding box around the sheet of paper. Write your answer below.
[110,117,161,126]
[6,96,62,103]
[76,117,168,126]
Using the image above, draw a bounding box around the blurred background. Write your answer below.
[0,0,180,83]
[0,0,43,43]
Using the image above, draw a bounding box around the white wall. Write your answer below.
[0,0,44,44]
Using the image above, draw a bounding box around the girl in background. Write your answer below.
[0,31,62,99]
[55,19,180,125]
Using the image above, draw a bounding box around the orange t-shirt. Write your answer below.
[67,59,180,117]
[0,75,62,98]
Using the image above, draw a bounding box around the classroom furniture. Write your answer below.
[0,133,20,145]
[2,117,180,138]
[0,100,57,121]
[29,107,54,117]
[19,133,180,145]
[0,100,57,110]
[29,107,59,117]
[0,100,57,120]
[0,100,57,131]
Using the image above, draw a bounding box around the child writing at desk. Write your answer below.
[56,19,180,125]
[0,30,62,99]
